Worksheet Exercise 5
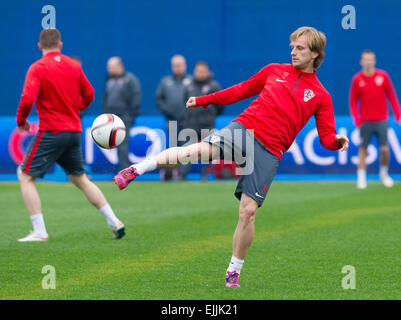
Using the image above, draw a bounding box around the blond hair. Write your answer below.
[290,26,327,69]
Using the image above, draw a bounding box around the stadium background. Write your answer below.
[2,1,401,302]
[1,0,400,180]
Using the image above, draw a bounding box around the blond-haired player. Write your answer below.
[114,27,349,287]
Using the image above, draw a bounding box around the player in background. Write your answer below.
[16,28,125,242]
[349,50,401,189]
[114,26,349,287]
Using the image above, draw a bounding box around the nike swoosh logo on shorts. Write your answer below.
[255,192,265,199]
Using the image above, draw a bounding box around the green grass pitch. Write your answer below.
[1,181,401,300]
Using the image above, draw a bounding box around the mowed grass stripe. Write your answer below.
[2,180,398,300]
[1,182,400,299]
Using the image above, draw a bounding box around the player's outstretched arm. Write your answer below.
[190,65,271,108]
[316,94,349,151]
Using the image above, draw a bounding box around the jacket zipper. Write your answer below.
[293,73,302,91]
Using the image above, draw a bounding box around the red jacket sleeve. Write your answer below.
[384,72,401,122]
[195,65,271,107]
[349,75,362,127]
[16,64,41,127]
[315,94,343,151]
[79,68,94,110]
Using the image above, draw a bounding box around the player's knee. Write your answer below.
[17,170,34,183]
[239,204,257,224]
[359,146,367,153]
[17,169,24,181]
[380,145,389,153]
[69,174,88,189]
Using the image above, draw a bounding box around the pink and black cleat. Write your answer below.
[113,167,139,190]
[225,271,240,288]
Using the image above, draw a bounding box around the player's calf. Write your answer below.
[113,142,217,190]
[156,142,215,168]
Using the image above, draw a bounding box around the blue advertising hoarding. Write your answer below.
[1,115,401,181]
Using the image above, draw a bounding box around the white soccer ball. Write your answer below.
[91,113,126,149]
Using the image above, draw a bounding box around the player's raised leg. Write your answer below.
[17,169,49,242]
[113,142,219,190]
[69,174,125,239]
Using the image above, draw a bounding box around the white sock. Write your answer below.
[227,256,244,274]
[131,157,157,175]
[30,213,47,236]
[357,168,366,180]
[99,203,120,228]
[380,165,388,177]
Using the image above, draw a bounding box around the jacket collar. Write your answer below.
[43,51,61,57]
[290,64,316,78]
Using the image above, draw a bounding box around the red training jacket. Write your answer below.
[16,51,94,132]
[349,69,401,127]
[196,63,342,160]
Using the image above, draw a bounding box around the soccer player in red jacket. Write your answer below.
[349,49,401,189]
[114,26,349,287]
[16,29,125,242]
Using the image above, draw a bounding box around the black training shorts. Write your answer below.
[359,120,388,148]
[20,131,85,178]
[203,121,280,206]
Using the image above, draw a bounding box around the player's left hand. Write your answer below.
[335,134,349,151]
[18,121,30,132]
[186,97,197,109]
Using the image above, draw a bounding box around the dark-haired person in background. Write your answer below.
[349,49,401,189]
[16,28,125,242]
[181,61,223,180]
[103,57,141,171]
